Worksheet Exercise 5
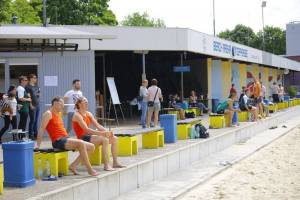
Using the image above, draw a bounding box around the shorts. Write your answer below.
[81,134,92,142]
[52,137,69,150]
[148,102,161,112]
[257,97,263,103]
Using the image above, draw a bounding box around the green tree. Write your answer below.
[255,26,286,55]
[121,12,166,27]
[0,0,11,23]
[46,0,117,25]
[218,24,286,55]
[10,0,41,24]
[218,24,257,48]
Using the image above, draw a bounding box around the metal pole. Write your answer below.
[180,54,184,101]
[213,0,216,36]
[261,1,266,51]
[102,54,106,126]
[43,0,47,27]
[142,53,146,81]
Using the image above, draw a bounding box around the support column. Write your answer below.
[5,61,9,92]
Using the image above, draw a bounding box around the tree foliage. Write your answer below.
[0,0,117,25]
[121,12,166,27]
[218,24,286,55]
[0,0,11,23]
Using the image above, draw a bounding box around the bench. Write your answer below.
[268,103,278,113]
[209,113,233,128]
[177,118,202,140]
[33,149,69,178]
[185,107,202,116]
[0,161,3,194]
[114,127,164,156]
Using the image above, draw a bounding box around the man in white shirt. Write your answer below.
[147,79,163,127]
[64,79,83,133]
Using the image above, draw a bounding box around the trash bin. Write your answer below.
[2,141,35,187]
[160,114,177,143]
[211,99,219,113]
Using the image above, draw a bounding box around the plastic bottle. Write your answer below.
[44,159,50,177]
[37,158,43,179]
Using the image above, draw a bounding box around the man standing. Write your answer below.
[64,79,83,133]
[26,74,41,140]
[271,82,279,103]
[139,79,148,128]
[17,76,31,131]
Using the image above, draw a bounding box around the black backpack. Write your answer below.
[185,111,195,118]
[195,124,209,138]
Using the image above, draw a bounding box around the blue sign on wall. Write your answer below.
[173,66,191,72]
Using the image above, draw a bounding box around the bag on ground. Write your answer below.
[195,124,209,138]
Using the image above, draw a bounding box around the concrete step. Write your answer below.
[116,115,300,200]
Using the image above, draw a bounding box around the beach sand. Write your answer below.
[181,127,300,200]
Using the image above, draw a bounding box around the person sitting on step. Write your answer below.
[35,96,98,176]
[72,96,125,171]
[216,92,240,127]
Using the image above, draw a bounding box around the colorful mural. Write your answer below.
[208,59,283,101]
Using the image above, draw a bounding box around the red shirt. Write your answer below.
[46,111,68,142]
[73,112,92,139]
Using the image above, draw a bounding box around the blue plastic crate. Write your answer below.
[2,141,35,187]
[160,114,177,143]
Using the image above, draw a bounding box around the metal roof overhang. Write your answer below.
[0,26,116,40]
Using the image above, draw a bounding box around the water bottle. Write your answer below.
[44,159,50,177]
[37,158,43,179]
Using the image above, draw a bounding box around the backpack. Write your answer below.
[216,101,228,113]
[185,111,195,118]
[239,94,246,110]
[194,124,209,139]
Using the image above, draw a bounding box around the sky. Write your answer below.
[109,0,300,35]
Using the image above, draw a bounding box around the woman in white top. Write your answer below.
[139,79,149,128]
[0,86,18,143]
[147,79,163,127]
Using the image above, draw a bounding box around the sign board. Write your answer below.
[44,76,58,86]
[173,66,191,73]
[106,77,121,105]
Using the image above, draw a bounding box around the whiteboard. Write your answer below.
[106,77,121,104]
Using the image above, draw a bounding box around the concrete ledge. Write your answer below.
[23,106,300,200]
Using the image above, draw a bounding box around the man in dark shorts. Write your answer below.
[35,96,98,176]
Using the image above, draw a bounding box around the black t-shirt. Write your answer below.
[26,84,40,107]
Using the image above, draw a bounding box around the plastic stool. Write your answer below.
[118,136,138,156]
[142,130,164,148]
[209,114,225,128]
[238,111,248,122]
[177,124,192,140]
[39,152,68,177]
[89,145,111,166]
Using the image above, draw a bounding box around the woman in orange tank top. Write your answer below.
[72,97,125,171]
[35,96,98,176]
